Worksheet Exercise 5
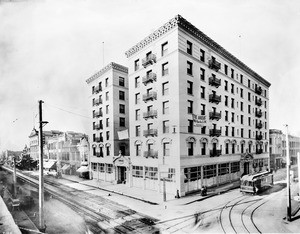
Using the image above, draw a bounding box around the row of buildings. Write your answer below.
[28,128,89,174]
[86,14,274,197]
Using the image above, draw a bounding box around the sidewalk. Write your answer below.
[0,196,21,234]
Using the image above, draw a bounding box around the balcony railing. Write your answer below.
[94,137,102,143]
[256,134,263,140]
[94,98,102,106]
[256,149,263,154]
[256,122,263,129]
[142,54,157,68]
[208,59,221,72]
[93,111,102,118]
[209,76,221,88]
[142,72,157,85]
[143,110,158,119]
[93,85,101,94]
[143,129,158,137]
[255,86,263,95]
[209,111,221,121]
[210,149,221,157]
[143,91,157,102]
[209,94,221,104]
[255,110,263,118]
[94,124,103,130]
[255,98,262,106]
[143,150,158,158]
[209,129,221,137]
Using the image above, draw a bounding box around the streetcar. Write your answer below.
[240,171,273,194]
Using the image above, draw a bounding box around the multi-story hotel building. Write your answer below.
[86,62,129,183]
[125,15,271,197]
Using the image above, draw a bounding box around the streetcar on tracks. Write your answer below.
[240,171,273,194]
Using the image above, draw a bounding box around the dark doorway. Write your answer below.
[244,162,250,175]
[118,166,126,183]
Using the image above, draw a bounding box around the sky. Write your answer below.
[0,0,300,150]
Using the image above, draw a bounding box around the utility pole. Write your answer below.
[13,156,17,198]
[38,100,45,231]
[285,124,292,221]
[298,152,300,196]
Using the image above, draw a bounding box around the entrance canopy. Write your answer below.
[76,166,89,173]
[43,160,57,170]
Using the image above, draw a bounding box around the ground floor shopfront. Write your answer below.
[90,154,269,197]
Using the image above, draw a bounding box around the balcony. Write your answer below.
[209,94,221,104]
[142,72,157,85]
[255,110,263,118]
[208,58,221,72]
[256,122,263,129]
[209,111,221,121]
[255,86,263,95]
[94,137,102,143]
[209,76,221,88]
[210,149,221,157]
[143,150,158,159]
[142,54,157,68]
[256,149,263,154]
[93,85,101,94]
[143,91,157,102]
[93,111,102,118]
[94,124,103,130]
[209,129,221,137]
[143,110,158,119]
[256,134,263,140]
[94,98,102,106]
[143,129,158,137]
[255,98,262,106]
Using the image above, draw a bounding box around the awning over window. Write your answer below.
[61,164,70,170]
[43,160,57,170]
[76,166,89,173]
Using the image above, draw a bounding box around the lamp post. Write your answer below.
[285,124,292,221]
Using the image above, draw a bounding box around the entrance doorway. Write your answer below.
[244,162,250,175]
[117,166,126,184]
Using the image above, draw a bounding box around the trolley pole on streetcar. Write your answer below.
[285,124,292,221]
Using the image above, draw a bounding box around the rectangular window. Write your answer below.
[162,62,169,76]
[224,80,228,91]
[188,142,194,156]
[241,115,244,124]
[248,79,251,88]
[248,117,251,126]
[119,77,125,86]
[105,78,109,87]
[162,82,169,95]
[200,86,205,99]
[240,88,243,98]
[201,104,205,115]
[136,145,141,156]
[135,109,140,121]
[225,126,228,136]
[188,119,193,133]
[231,68,234,78]
[200,68,205,80]
[135,76,140,88]
[187,81,193,95]
[106,147,110,156]
[106,91,109,101]
[134,59,139,71]
[241,128,244,138]
[120,117,125,127]
[163,101,169,114]
[225,96,228,106]
[201,126,206,134]
[231,98,235,108]
[240,102,243,111]
[200,49,205,62]
[240,74,243,84]
[231,113,235,122]
[232,127,235,137]
[248,92,251,101]
[188,100,193,114]
[163,120,169,133]
[225,110,228,121]
[187,40,193,55]
[163,142,170,156]
[136,125,140,137]
[106,131,110,140]
[187,61,193,75]
[119,91,125,100]
[248,105,251,114]
[135,93,140,104]
[119,104,125,114]
[106,118,109,127]
[161,41,168,56]
[106,105,109,114]
[231,83,234,94]
[224,64,228,75]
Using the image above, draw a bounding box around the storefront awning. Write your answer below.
[61,164,70,170]
[43,160,57,170]
[76,166,89,173]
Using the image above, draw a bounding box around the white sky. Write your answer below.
[1,0,300,150]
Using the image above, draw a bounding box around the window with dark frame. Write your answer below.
[187,40,193,55]
[187,61,193,75]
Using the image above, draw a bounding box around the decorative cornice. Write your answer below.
[125,14,271,87]
[86,62,128,84]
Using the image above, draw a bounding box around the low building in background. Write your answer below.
[45,131,89,175]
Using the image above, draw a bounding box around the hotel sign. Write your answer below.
[192,114,206,127]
